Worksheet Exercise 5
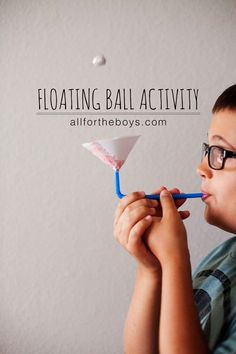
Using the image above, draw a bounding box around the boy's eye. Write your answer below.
[209,146,224,169]
[217,148,224,159]
[216,153,223,163]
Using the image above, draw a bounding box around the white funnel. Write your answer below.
[82,135,140,170]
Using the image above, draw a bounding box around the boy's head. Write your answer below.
[197,84,236,234]
[212,84,236,113]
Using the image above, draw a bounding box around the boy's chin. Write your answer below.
[204,208,236,234]
[204,210,219,227]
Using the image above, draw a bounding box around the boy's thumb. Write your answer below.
[160,189,177,218]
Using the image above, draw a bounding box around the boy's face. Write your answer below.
[197,109,236,233]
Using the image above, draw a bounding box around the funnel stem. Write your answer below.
[115,170,125,198]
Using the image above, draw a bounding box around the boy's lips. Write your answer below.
[201,190,211,201]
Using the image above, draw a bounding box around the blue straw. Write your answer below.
[115,170,203,200]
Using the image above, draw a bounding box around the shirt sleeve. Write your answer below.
[213,318,236,354]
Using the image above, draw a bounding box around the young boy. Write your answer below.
[113,84,236,354]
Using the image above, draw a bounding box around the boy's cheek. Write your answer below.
[204,196,236,233]
[212,177,236,207]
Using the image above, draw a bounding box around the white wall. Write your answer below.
[1,1,236,353]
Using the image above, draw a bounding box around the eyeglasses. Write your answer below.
[201,143,236,170]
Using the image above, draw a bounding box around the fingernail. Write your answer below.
[145,215,152,220]
[139,191,145,197]
[161,189,169,196]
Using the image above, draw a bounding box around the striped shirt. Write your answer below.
[192,236,236,353]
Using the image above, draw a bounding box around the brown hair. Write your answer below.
[212,84,236,113]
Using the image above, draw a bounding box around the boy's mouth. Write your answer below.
[201,190,211,201]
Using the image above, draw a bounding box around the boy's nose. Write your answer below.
[196,157,213,179]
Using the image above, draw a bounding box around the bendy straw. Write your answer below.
[82,135,203,200]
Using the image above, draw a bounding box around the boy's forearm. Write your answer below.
[159,257,210,354]
[124,267,161,354]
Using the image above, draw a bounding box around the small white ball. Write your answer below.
[92,55,106,66]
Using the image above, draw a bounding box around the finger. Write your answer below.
[114,197,158,227]
[167,188,187,209]
[115,205,157,246]
[179,210,190,220]
[122,205,157,234]
[151,187,179,218]
[151,187,187,209]
[170,189,187,208]
[114,191,145,225]
[151,187,180,195]
[125,198,158,211]
[160,189,179,219]
[151,186,166,194]
[126,216,153,254]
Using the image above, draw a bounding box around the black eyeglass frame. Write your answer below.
[202,142,236,170]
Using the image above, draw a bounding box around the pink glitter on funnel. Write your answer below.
[82,135,140,171]
[87,142,124,170]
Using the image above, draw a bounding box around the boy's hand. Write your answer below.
[144,189,190,267]
[113,187,188,276]
[114,190,161,276]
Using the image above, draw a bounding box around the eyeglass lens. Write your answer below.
[209,146,224,169]
[201,144,224,169]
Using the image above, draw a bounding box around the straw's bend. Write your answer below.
[115,170,203,200]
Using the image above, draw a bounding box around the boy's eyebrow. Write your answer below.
[211,134,236,150]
